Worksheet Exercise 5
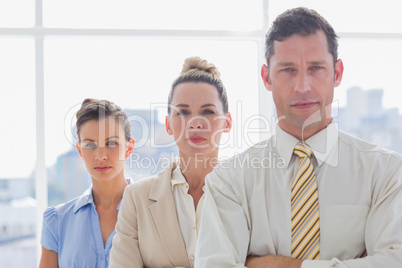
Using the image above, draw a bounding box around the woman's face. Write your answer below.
[76,118,134,183]
[166,82,231,159]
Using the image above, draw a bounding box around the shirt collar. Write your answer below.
[73,187,94,213]
[171,165,206,192]
[73,178,133,213]
[276,122,339,168]
[171,164,187,191]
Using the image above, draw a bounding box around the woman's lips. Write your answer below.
[94,166,111,172]
[188,136,206,143]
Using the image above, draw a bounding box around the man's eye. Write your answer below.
[311,66,323,70]
[282,68,293,72]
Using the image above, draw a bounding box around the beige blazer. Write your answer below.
[109,162,191,268]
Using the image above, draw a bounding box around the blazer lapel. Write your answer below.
[148,162,191,267]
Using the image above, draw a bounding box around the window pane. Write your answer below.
[335,39,402,153]
[0,37,36,267]
[268,0,402,33]
[0,0,35,27]
[0,38,36,178]
[44,37,259,203]
[43,0,263,30]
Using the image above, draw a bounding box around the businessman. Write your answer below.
[195,7,402,268]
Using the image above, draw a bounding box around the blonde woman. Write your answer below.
[110,57,232,267]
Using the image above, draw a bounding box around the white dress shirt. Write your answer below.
[172,166,205,268]
[195,123,402,268]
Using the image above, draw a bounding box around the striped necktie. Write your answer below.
[291,141,320,260]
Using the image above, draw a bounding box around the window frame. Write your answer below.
[1,0,402,265]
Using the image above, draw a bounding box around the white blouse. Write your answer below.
[171,166,205,268]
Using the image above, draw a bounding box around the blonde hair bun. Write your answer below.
[181,56,221,78]
[168,56,228,114]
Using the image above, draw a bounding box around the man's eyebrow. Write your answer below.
[277,62,294,67]
[308,60,327,65]
[276,60,327,67]
[106,136,119,140]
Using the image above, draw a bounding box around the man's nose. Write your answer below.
[294,71,312,93]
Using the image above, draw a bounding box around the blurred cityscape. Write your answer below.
[337,87,402,153]
[1,87,401,267]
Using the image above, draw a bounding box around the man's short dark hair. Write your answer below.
[265,7,338,66]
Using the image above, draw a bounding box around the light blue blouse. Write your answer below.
[41,186,124,268]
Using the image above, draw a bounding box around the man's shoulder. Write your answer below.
[339,131,402,158]
[213,137,275,175]
[338,131,402,169]
[224,137,274,162]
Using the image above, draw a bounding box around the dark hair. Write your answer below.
[265,7,338,66]
[76,98,131,142]
[168,56,228,115]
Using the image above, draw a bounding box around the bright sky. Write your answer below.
[1,0,402,178]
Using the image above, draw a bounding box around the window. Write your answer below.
[0,0,34,27]
[0,37,36,266]
[1,1,402,267]
[43,0,263,30]
[1,1,266,266]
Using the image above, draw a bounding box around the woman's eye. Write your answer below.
[107,141,118,147]
[84,142,96,148]
[177,110,189,116]
[202,109,215,115]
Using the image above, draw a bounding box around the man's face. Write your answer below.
[262,30,343,140]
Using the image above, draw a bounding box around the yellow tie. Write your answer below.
[291,141,320,260]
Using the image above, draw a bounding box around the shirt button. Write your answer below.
[191,255,195,261]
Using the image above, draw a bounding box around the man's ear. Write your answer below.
[223,112,232,133]
[165,116,173,135]
[261,64,272,91]
[76,142,83,158]
[334,59,344,87]
[125,138,135,159]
